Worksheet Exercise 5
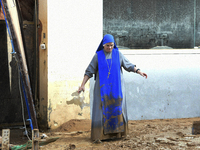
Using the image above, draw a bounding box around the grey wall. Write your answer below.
[90,49,200,120]
[103,0,200,49]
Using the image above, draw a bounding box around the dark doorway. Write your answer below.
[0,21,28,125]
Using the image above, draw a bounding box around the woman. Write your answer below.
[78,34,147,142]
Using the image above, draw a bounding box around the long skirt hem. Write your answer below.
[91,121,128,141]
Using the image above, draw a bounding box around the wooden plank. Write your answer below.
[32,129,39,150]
[0,6,5,20]
[38,0,48,129]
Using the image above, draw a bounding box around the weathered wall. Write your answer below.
[47,0,103,129]
[103,0,200,49]
[90,49,200,120]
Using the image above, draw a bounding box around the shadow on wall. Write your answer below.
[66,91,90,110]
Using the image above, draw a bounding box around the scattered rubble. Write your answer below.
[2,118,200,149]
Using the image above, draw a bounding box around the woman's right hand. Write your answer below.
[78,75,89,94]
[78,86,85,94]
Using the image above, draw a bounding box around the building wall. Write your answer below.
[47,0,103,129]
[46,0,200,130]
[124,49,200,120]
[103,0,200,49]
[90,49,200,120]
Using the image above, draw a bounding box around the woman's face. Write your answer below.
[103,42,114,53]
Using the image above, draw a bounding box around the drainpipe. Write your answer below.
[194,0,196,47]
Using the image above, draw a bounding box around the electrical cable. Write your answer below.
[14,54,31,141]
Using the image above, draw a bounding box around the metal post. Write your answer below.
[32,129,39,150]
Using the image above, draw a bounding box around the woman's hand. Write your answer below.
[78,75,90,94]
[138,71,148,79]
[78,86,85,93]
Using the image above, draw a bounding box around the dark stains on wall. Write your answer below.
[103,0,199,49]
[0,1,41,127]
[0,21,35,125]
[23,21,36,97]
[197,0,200,46]
[18,0,35,21]
[0,21,26,124]
[0,22,9,100]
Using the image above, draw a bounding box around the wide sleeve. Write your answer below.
[119,51,136,72]
[84,53,98,78]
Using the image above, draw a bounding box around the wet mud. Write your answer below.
[4,117,200,149]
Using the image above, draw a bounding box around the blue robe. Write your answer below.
[85,34,135,140]
[97,48,124,134]
[85,50,135,140]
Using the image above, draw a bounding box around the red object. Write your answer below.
[0,7,5,20]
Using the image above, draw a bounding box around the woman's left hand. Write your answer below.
[138,71,148,79]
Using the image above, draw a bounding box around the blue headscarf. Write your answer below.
[96,34,118,52]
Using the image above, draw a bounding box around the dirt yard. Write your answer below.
[2,117,200,149]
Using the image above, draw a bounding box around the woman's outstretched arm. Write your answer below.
[78,75,90,93]
[133,67,148,78]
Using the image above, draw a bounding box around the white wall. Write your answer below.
[47,0,102,129]
[47,0,200,127]
[48,0,103,80]
[90,49,200,120]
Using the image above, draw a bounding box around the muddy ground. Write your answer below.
[2,117,200,149]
